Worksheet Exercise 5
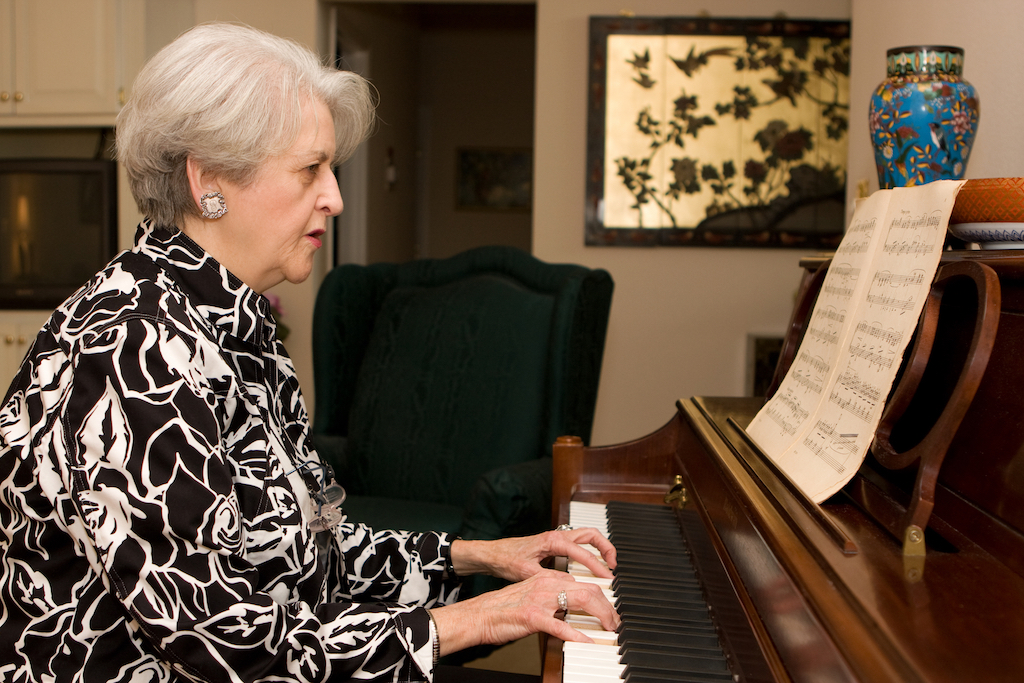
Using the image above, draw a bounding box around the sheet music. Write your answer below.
[746,180,965,502]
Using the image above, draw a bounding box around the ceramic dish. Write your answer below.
[947,178,1024,248]
[947,222,1024,249]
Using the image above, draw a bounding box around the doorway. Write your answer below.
[332,2,536,265]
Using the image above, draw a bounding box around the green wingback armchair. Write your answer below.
[310,246,613,546]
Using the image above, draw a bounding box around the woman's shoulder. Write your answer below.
[52,249,209,347]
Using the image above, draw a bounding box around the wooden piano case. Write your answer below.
[545,252,1024,683]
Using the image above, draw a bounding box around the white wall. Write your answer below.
[846,0,1024,208]
[533,1,851,445]
[194,0,325,408]
[119,0,1024,443]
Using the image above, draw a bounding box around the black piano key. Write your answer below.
[615,550,693,567]
[613,576,702,592]
[614,586,708,607]
[615,609,717,632]
[620,640,725,657]
[609,525,684,538]
[572,501,735,683]
[618,626,722,650]
[624,670,735,683]
[616,599,711,621]
[620,649,732,674]
[605,500,678,516]
[615,560,699,579]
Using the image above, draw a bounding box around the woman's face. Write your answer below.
[201,99,342,293]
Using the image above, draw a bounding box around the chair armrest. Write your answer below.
[459,458,552,541]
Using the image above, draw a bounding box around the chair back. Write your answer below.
[311,246,613,507]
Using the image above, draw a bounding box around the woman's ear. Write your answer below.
[186,156,228,220]
[186,156,213,207]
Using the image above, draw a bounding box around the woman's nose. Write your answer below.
[321,173,343,216]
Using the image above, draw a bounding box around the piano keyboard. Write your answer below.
[563,500,735,683]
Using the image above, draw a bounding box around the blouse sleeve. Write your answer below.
[328,522,462,605]
[57,318,449,683]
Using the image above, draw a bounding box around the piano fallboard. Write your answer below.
[546,396,1024,683]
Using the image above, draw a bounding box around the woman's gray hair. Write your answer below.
[116,22,375,228]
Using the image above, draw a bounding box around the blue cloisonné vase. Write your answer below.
[869,46,980,189]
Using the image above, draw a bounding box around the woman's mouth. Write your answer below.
[306,228,326,248]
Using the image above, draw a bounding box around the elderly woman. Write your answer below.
[0,23,618,683]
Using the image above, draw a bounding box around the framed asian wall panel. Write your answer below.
[585,16,851,248]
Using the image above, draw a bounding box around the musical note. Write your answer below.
[828,388,875,422]
[805,324,839,345]
[801,418,859,474]
[765,405,803,436]
[812,306,846,324]
[802,421,849,474]
[881,209,942,258]
[854,321,903,349]
[745,180,964,503]
[882,240,936,256]
[865,292,915,311]
[834,367,882,403]
[846,342,895,370]
[836,216,876,255]
[872,270,926,288]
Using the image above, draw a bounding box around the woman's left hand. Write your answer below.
[450,528,616,583]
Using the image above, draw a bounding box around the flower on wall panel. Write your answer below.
[587,17,851,248]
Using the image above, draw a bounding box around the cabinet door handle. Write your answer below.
[17,336,26,344]
[0,92,9,102]
[13,91,24,102]
[4,335,13,344]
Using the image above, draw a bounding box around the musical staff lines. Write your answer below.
[835,367,882,403]
[873,270,926,288]
[846,342,894,370]
[865,291,915,312]
[882,240,936,257]
[866,267,927,312]
[854,321,903,349]
[828,366,881,422]
[745,180,962,503]
[793,351,828,394]
[805,324,839,346]
[813,306,846,325]
[802,419,858,474]
[882,208,942,257]
[763,390,810,436]
[836,216,875,256]
[821,264,859,299]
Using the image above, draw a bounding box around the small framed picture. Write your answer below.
[455,147,532,211]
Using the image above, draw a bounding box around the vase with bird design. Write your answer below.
[869,46,979,189]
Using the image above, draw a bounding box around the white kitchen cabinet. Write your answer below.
[0,0,143,121]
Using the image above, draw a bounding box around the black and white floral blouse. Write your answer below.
[0,221,459,683]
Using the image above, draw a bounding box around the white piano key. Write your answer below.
[563,641,621,661]
[563,660,625,677]
[562,665,625,683]
[566,613,601,627]
[573,574,612,588]
[562,502,626,683]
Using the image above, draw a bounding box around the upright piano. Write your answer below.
[543,251,1024,683]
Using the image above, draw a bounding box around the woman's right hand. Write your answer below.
[428,569,619,657]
